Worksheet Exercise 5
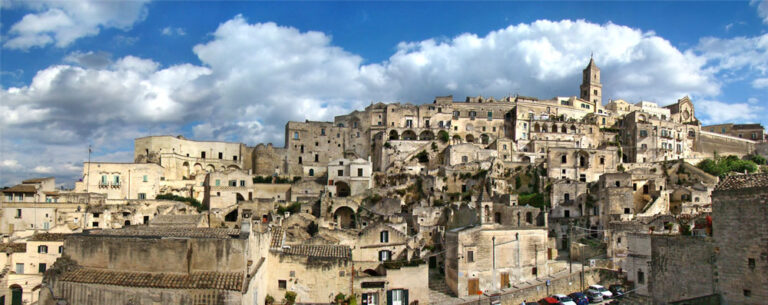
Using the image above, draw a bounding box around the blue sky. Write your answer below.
[1,1,768,186]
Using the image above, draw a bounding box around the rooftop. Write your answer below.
[0,243,26,253]
[714,173,768,193]
[149,214,204,227]
[29,233,69,242]
[80,227,242,239]
[270,226,284,248]
[59,268,243,291]
[22,177,54,184]
[280,244,351,259]
[2,184,37,193]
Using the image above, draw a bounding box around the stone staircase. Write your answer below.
[612,294,652,305]
[428,270,462,305]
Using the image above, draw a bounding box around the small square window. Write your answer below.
[339,271,345,277]
[624,208,630,214]
[289,271,295,277]
[278,280,287,289]
[748,258,756,270]
[744,290,751,297]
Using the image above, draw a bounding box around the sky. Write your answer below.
[1,1,768,187]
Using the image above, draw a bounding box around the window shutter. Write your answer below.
[403,290,409,305]
[387,290,393,305]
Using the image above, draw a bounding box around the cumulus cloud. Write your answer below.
[696,34,768,75]
[0,17,754,185]
[3,0,150,49]
[161,27,186,36]
[697,100,765,125]
[754,0,768,24]
[753,77,768,88]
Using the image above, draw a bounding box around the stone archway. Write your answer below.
[389,130,400,140]
[402,130,417,140]
[193,163,204,175]
[419,130,435,140]
[182,161,190,178]
[333,206,355,229]
[236,193,245,203]
[335,181,351,197]
[480,134,490,144]
[466,134,475,143]
[10,284,22,305]
[205,164,215,172]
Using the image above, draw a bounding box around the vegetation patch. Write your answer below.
[155,194,206,211]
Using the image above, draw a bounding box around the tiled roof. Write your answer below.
[270,226,284,248]
[0,243,26,253]
[149,214,203,227]
[2,184,37,193]
[22,177,53,183]
[29,233,69,241]
[59,268,243,291]
[82,227,241,239]
[714,173,768,193]
[280,244,351,259]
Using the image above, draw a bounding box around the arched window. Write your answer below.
[308,169,314,176]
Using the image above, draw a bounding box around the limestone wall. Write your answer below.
[649,235,716,304]
[42,282,242,305]
[697,131,755,157]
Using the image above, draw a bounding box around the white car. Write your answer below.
[551,294,577,305]
[588,284,614,299]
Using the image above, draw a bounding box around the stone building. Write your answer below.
[134,135,249,179]
[546,147,619,183]
[41,226,256,305]
[2,233,66,305]
[1,177,56,203]
[74,162,165,200]
[326,157,373,198]
[702,123,766,142]
[204,169,254,209]
[712,173,768,305]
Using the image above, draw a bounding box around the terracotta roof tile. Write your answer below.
[59,268,243,291]
[149,214,203,227]
[29,233,69,241]
[714,173,768,193]
[82,227,241,239]
[0,243,26,253]
[281,244,351,259]
[270,226,284,248]
[2,184,37,193]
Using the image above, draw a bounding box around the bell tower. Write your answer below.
[580,56,602,105]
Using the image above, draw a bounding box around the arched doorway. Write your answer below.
[335,181,351,197]
[466,134,475,143]
[10,284,22,305]
[193,163,203,175]
[480,134,490,144]
[389,130,400,140]
[182,162,190,178]
[452,135,462,145]
[205,164,215,172]
[402,130,417,140]
[419,130,435,140]
[333,206,355,229]
[236,193,245,203]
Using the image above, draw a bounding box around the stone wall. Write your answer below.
[41,282,242,305]
[649,235,716,304]
[697,132,755,158]
[713,189,768,305]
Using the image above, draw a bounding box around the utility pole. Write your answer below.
[492,236,496,292]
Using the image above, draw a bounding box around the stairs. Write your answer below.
[428,269,460,305]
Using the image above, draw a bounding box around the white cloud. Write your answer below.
[3,0,150,49]
[696,34,768,75]
[161,27,186,36]
[697,100,765,124]
[0,17,751,186]
[753,0,768,24]
[33,166,53,174]
[753,77,768,88]
[1,160,22,170]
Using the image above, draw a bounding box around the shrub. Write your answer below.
[276,202,302,215]
[438,130,450,143]
[697,155,758,177]
[431,142,438,152]
[285,291,297,305]
[747,154,767,165]
[383,142,392,149]
[413,150,429,163]
[265,295,275,305]
[155,194,206,212]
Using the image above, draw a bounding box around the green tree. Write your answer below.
[438,130,450,143]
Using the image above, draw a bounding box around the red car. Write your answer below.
[538,297,563,305]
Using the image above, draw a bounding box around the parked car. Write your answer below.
[538,297,563,305]
[551,294,577,305]
[584,289,604,303]
[589,284,614,299]
[609,284,626,298]
[568,292,590,305]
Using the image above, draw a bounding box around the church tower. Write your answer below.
[580,56,602,105]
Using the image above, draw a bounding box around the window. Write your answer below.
[293,132,299,139]
[744,290,751,297]
[638,270,644,284]
[138,193,146,200]
[314,154,319,162]
[92,221,99,227]
[639,130,648,137]
[240,180,246,187]
[564,210,570,218]
[39,263,47,273]
[15,209,21,218]
[38,245,48,253]
[309,169,314,176]
[15,263,23,274]
[487,111,493,120]
[749,258,756,270]
[278,280,287,289]
[218,152,223,159]
[101,175,107,185]
[624,208,630,214]
[358,168,364,177]
[380,231,389,243]
[229,180,237,187]
[338,170,344,176]
[561,155,567,163]
[532,267,537,275]
[233,155,238,161]
[379,250,391,261]
[215,179,220,186]
[321,128,326,136]
[5,194,11,202]
[467,250,474,262]
[298,157,302,164]
[113,175,120,186]
[201,152,206,159]
[143,175,148,182]
[600,157,605,165]
[59,246,64,254]
[615,181,621,187]
[93,213,100,218]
